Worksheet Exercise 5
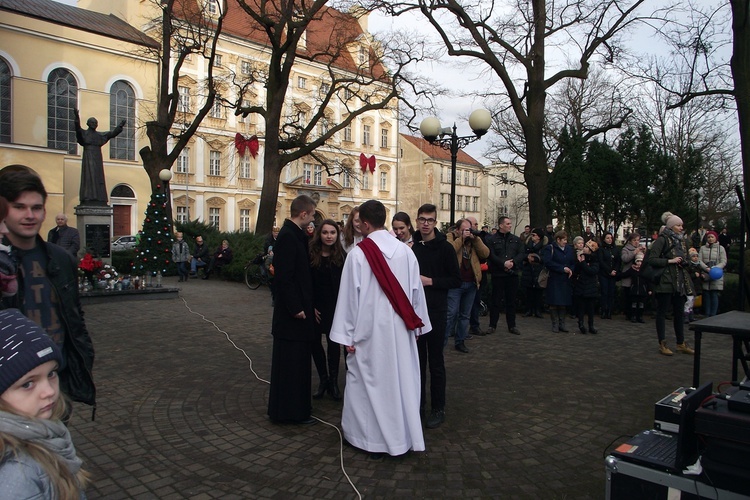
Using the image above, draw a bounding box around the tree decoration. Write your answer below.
[134,191,173,276]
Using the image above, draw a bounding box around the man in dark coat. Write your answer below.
[487,216,526,335]
[47,213,80,257]
[0,167,96,415]
[267,195,317,425]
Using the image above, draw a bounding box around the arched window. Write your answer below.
[111,185,135,198]
[110,80,135,160]
[0,58,10,143]
[47,68,78,153]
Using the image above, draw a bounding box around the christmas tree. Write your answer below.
[134,190,173,276]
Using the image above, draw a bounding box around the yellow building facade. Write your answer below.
[0,0,159,239]
[1,0,399,243]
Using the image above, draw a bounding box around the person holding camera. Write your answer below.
[446,219,490,353]
[647,212,695,356]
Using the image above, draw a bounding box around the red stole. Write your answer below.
[358,237,424,331]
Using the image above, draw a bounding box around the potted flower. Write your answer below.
[79,253,103,289]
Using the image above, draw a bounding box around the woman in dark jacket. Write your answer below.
[573,240,600,334]
[598,232,619,319]
[309,220,346,400]
[203,240,233,279]
[647,212,695,356]
[541,231,576,333]
[521,228,546,318]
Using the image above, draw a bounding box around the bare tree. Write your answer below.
[138,0,227,221]
[374,0,647,227]
[232,0,433,235]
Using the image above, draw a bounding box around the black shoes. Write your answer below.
[313,379,329,399]
[508,327,521,335]
[455,342,469,353]
[486,327,496,335]
[426,409,445,429]
[329,381,342,401]
[469,328,486,336]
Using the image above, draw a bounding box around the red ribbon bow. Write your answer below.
[235,133,259,158]
[359,153,376,173]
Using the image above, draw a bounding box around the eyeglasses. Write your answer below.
[417,217,436,225]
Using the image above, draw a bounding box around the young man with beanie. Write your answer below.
[647,212,695,356]
[0,167,96,414]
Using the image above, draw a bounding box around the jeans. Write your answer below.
[702,290,720,317]
[469,272,488,330]
[655,293,686,344]
[191,259,208,274]
[177,261,188,279]
[445,282,477,346]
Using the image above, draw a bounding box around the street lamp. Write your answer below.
[420,109,492,225]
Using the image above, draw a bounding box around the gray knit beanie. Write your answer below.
[0,309,62,395]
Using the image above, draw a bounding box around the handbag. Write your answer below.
[537,245,553,288]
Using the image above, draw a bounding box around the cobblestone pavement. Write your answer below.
[69,276,733,499]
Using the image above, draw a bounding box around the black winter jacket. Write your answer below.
[411,229,461,312]
[573,251,600,298]
[1,236,96,408]
[488,231,525,277]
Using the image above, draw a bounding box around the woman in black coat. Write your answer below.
[541,231,576,332]
[309,220,346,401]
[598,232,619,319]
[573,239,600,334]
[521,228,546,318]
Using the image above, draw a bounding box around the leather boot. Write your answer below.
[578,319,587,334]
[329,378,342,400]
[313,377,329,399]
[559,314,569,332]
[659,340,674,356]
[588,320,598,334]
[328,368,342,400]
[551,308,559,332]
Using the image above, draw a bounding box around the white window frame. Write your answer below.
[209,94,222,118]
[209,150,221,176]
[344,124,352,142]
[314,164,322,186]
[363,124,371,146]
[178,86,191,113]
[379,171,387,191]
[240,153,251,178]
[177,148,190,173]
[241,61,251,75]
[381,128,388,148]
[343,171,351,188]
[297,76,307,89]
[303,163,312,184]
[362,172,370,190]
[240,209,251,232]
[176,206,188,224]
[209,207,220,228]
[500,189,508,198]
[215,54,222,67]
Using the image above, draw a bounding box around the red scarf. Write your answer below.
[358,237,424,331]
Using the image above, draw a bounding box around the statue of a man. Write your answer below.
[75,110,126,205]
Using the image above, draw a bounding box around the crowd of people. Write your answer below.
[264,202,737,458]
[0,160,737,490]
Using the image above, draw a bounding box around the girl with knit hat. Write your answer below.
[646,212,696,356]
[699,230,727,317]
[0,308,89,498]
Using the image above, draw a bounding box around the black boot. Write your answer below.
[329,376,341,401]
[588,320,598,334]
[313,377,329,399]
[578,319,587,334]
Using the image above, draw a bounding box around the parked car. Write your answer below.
[112,235,138,251]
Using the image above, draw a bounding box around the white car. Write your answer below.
[112,235,138,251]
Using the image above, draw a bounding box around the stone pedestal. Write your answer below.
[75,204,113,260]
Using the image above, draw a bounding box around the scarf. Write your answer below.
[358,237,424,331]
[0,411,83,475]
[662,228,686,259]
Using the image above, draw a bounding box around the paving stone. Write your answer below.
[70,276,733,498]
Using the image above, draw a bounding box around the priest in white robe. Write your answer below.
[330,200,431,456]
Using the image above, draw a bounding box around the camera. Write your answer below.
[469,229,482,236]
